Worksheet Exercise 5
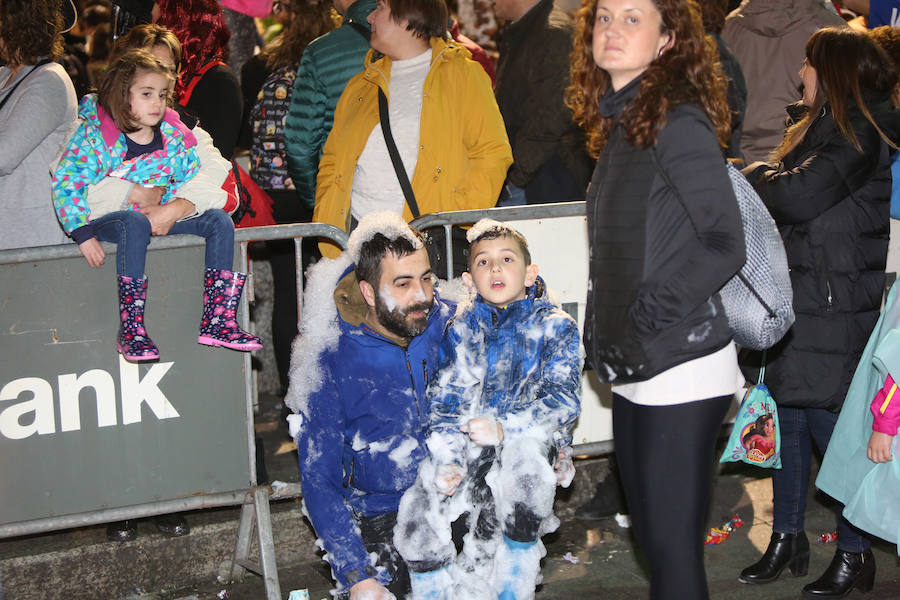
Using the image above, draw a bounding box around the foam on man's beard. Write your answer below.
[379,284,400,312]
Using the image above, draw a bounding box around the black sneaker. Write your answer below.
[154,513,190,537]
[106,520,138,542]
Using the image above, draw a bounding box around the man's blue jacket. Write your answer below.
[294,264,454,590]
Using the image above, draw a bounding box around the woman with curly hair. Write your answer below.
[155,0,242,159]
[0,0,77,250]
[567,0,745,597]
[738,28,900,598]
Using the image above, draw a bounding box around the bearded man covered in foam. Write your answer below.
[285,212,456,600]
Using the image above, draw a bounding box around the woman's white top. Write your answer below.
[613,341,744,406]
[351,48,431,222]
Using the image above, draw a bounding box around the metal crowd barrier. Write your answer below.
[413,202,587,283]
[0,206,628,598]
[0,223,347,600]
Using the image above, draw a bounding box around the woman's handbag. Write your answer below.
[718,163,795,350]
[720,351,782,468]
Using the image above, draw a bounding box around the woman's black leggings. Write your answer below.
[612,392,732,600]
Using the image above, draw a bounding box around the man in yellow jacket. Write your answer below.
[314,0,512,260]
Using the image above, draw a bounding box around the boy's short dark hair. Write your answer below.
[98,48,174,133]
[468,225,532,266]
[387,0,448,40]
[356,228,428,286]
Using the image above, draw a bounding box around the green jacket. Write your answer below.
[283,0,375,209]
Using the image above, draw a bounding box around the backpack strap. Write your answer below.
[179,60,227,106]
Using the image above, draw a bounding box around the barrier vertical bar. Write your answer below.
[230,500,256,582]
[443,223,453,278]
[254,487,281,599]
[295,236,304,321]
[239,240,257,484]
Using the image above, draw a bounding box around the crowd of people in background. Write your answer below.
[5,0,900,598]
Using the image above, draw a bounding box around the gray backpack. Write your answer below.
[719,162,795,350]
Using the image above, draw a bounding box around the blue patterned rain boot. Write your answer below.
[197,267,262,351]
[495,536,541,600]
[116,274,159,361]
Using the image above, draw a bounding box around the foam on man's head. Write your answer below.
[348,212,426,285]
[347,212,423,262]
[466,219,531,266]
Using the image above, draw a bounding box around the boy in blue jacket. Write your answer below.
[394,220,583,600]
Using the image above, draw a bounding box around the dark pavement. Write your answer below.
[3,391,900,599]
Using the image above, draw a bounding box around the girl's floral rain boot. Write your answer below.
[197,267,262,351]
[116,274,159,361]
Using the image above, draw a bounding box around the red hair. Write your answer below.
[155,0,230,101]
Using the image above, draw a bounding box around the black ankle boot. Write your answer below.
[738,531,809,584]
[801,549,875,598]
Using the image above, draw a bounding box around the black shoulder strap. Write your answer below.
[347,19,371,42]
[0,59,53,114]
[378,87,421,218]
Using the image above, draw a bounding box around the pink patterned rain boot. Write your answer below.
[197,267,262,351]
[116,275,159,361]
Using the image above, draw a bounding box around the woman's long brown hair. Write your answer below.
[771,27,896,162]
[566,0,730,158]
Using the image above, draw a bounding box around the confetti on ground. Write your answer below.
[705,514,744,545]
[818,531,838,543]
[563,551,579,564]
[614,513,631,528]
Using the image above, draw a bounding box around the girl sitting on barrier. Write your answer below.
[51,48,262,362]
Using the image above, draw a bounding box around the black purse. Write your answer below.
[377,88,468,279]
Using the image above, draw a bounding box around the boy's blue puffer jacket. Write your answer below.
[428,276,583,467]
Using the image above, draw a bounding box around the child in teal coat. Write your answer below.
[818,280,900,552]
